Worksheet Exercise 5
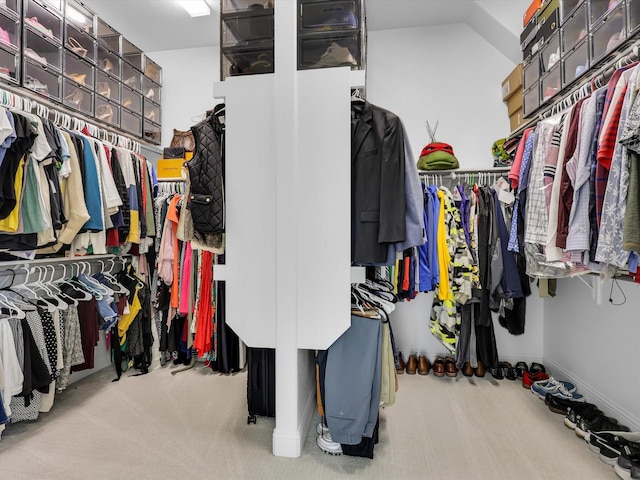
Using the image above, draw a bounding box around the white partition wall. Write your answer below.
[296,68,352,350]
[223,76,277,349]
[218,0,354,458]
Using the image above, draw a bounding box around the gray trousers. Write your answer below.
[324,315,382,445]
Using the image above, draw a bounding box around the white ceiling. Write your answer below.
[82,0,526,62]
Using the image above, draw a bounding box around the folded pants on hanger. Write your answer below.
[323,315,382,445]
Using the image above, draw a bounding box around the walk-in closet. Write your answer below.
[1,1,639,479]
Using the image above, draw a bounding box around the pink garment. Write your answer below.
[157,214,175,285]
[508,128,533,189]
[179,242,193,315]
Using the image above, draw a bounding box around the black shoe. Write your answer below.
[589,432,640,465]
[489,368,503,380]
[529,362,546,374]
[498,361,517,380]
[564,403,600,430]
[616,450,640,478]
[576,412,630,439]
[514,361,528,378]
[545,392,586,415]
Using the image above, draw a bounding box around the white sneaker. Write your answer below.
[317,432,342,455]
[316,422,329,435]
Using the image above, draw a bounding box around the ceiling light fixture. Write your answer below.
[179,0,211,17]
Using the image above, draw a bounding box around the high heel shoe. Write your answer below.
[68,73,86,85]
[145,110,156,122]
[65,88,83,108]
[66,37,87,58]
[97,104,113,123]
[96,81,111,98]
[100,58,113,73]
[144,88,155,100]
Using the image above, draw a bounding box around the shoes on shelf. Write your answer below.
[124,75,138,88]
[523,369,549,389]
[65,88,83,108]
[317,432,342,455]
[145,110,156,122]
[417,355,430,376]
[432,356,445,377]
[475,361,486,377]
[100,58,113,73]
[97,104,114,123]
[514,361,529,378]
[396,352,405,375]
[97,81,111,98]
[24,48,47,65]
[405,354,418,375]
[313,42,357,68]
[24,75,49,95]
[68,72,87,85]
[145,88,155,100]
[589,432,640,465]
[25,17,54,38]
[462,361,474,377]
[122,97,133,108]
[0,26,11,46]
[444,357,458,377]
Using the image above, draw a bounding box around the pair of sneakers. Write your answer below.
[589,431,640,466]
[530,377,585,402]
[615,449,640,479]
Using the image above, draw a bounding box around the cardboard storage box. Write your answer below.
[510,108,525,132]
[502,63,523,101]
[506,87,523,116]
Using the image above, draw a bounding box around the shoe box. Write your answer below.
[502,63,525,132]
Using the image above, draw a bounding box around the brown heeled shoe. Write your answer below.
[397,352,405,375]
[418,355,430,376]
[405,354,418,375]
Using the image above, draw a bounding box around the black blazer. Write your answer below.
[351,101,406,265]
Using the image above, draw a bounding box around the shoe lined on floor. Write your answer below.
[523,370,549,389]
[405,354,417,375]
[615,451,640,479]
[529,362,546,374]
[432,356,445,377]
[576,412,630,439]
[564,403,600,430]
[317,432,342,455]
[444,357,458,377]
[396,352,405,374]
[489,367,504,380]
[475,361,486,377]
[545,392,587,415]
[514,361,528,377]
[417,355,430,375]
[531,377,578,400]
[316,422,330,436]
[589,432,640,465]
[499,361,517,380]
[462,361,474,377]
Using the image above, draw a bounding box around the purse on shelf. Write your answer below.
[66,37,87,58]
[170,129,196,152]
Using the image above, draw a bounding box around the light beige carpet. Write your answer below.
[0,361,617,480]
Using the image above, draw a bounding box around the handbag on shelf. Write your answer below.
[170,129,196,152]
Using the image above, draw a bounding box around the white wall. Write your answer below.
[544,278,640,431]
[366,23,544,363]
[147,46,220,148]
[366,23,512,170]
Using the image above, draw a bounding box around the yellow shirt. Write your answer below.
[0,158,25,232]
[436,190,451,301]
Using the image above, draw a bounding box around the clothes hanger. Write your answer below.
[351,88,365,103]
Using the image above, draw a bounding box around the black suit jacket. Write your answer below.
[351,101,406,264]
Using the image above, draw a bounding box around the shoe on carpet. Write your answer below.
[317,432,342,455]
[576,412,630,439]
[523,370,549,389]
[432,356,445,377]
[444,357,458,377]
[418,355,431,375]
[614,450,640,479]
[545,392,587,415]
[514,361,529,378]
[564,403,601,430]
[499,361,517,380]
[589,432,640,465]
[406,354,418,375]
[396,352,405,374]
[316,422,330,435]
